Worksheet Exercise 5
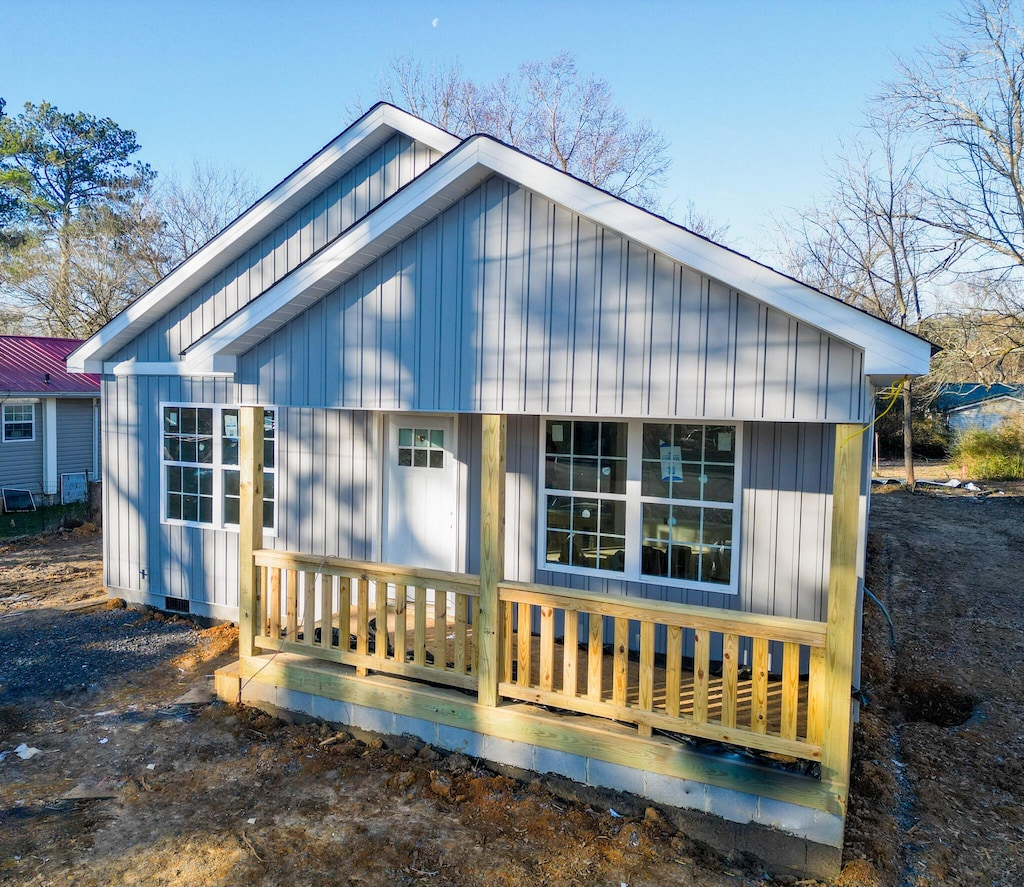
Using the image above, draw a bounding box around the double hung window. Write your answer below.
[542,419,739,592]
[162,405,276,530]
[2,403,35,442]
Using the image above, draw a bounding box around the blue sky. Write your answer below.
[1,0,961,257]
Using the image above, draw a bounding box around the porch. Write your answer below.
[219,409,863,871]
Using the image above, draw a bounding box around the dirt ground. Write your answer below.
[1,483,1023,886]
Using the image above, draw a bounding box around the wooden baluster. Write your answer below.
[781,641,800,741]
[394,585,408,661]
[562,609,578,697]
[587,614,603,701]
[721,632,738,728]
[414,586,427,667]
[318,571,332,647]
[286,570,298,642]
[356,578,369,676]
[500,594,512,682]
[752,636,769,734]
[303,571,316,647]
[807,645,826,745]
[539,606,555,692]
[454,592,468,674]
[612,618,628,707]
[268,568,281,640]
[638,621,655,737]
[376,582,389,662]
[693,628,710,724]
[665,625,683,718]
[435,589,448,669]
[515,602,530,686]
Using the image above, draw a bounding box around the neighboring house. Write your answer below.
[0,335,101,507]
[67,104,930,877]
[931,383,1024,434]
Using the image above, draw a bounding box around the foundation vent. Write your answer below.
[164,596,191,614]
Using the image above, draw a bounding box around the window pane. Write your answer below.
[264,471,275,500]
[703,464,734,502]
[571,457,599,492]
[199,468,213,495]
[182,494,199,522]
[398,427,412,447]
[167,466,183,493]
[224,497,240,525]
[164,408,179,432]
[398,448,412,467]
[598,499,626,536]
[598,458,626,494]
[263,439,275,469]
[600,422,627,458]
[545,421,571,455]
[164,436,181,462]
[413,449,427,467]
[546,529,569,565]
[182,468,198,494]
[704,426,735,463]
[263,501,275,529]
[167,493,182,521]
[224,470,239,497]
[197,409,214,436]
[429,429,444,448]
[181,408,196,435]
[197,436,214,463]
[198,495,213,524]
[414,428,428,446]
[545,455,570,491]
[572,421,600,456]
[429,449,444,468]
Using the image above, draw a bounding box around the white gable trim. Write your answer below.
[184,136,930,379]
[67,105,458,373]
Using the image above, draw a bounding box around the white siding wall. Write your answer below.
[238,177,868,422]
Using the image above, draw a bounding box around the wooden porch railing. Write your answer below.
[251,550,479,691]
[497,582,826,762]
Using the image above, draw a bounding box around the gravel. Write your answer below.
[0,608,199,705]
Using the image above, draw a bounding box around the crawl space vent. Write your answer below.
[164,597,191,614]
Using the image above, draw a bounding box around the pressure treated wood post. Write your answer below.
[822,423,863,817]
[477,414,506,707]
[238,406,265,659]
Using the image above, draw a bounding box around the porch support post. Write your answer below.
[238,406,265,659]
[822,423,863,817]
[477,413,506,708]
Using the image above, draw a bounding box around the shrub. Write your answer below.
[952,418,1024,479]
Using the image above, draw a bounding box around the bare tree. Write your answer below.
[892,0,1024,283]
[153,160,259,264]
[781,113,959,485]
[366,53,675,211]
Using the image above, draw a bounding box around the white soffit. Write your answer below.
[188,135,931,379]
[66,104,458,373]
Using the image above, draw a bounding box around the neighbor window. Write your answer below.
[162,405,276,531]
[542,419,739,592]
[2,403,35,442]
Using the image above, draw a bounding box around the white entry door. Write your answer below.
[382,415,458,571]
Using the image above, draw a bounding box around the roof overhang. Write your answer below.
[182,136,932,380]
[66,104,459,374]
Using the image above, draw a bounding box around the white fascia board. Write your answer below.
[189,135,931,379]
[66,105,458,374]
[183,143,492,368]
[103,360,234,378]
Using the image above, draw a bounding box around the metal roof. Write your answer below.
[0,336,101,395]
[931,383,1024,413]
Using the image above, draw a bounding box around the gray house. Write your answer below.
[69,105,930,876]
[931,383,1024,434]
[0,335,100,507]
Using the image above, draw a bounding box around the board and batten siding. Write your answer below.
[0,403,42,492]
[56,398,97,479]
[103,397,837,630]
[237,176,868,423]
[114,133,443,364]
[101,377,383,613]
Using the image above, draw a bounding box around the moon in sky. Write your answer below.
[432,17,439,27]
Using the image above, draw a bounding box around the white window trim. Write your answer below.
[536,417,742,595]
[159,402,278,535]
[2,402,37,442]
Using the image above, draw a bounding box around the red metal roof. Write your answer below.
[0,336,101,395]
